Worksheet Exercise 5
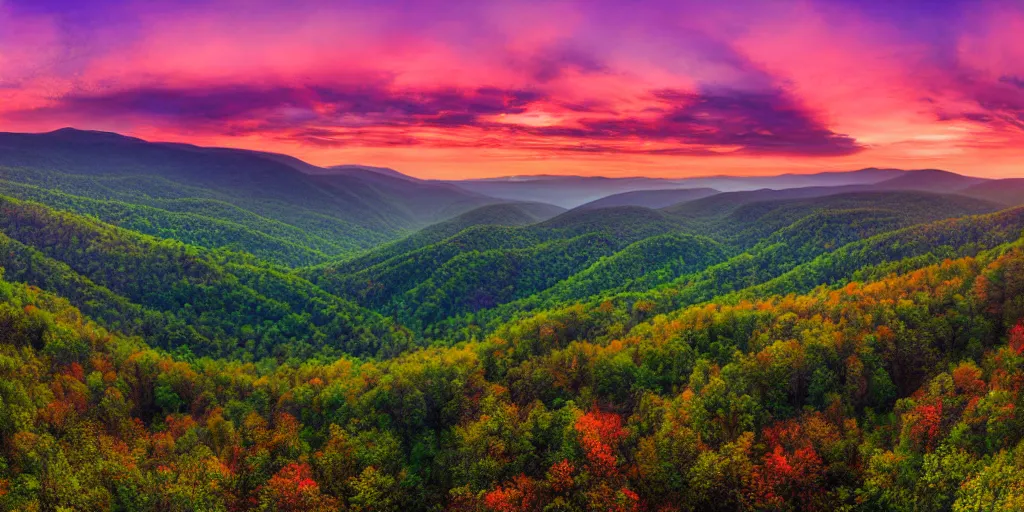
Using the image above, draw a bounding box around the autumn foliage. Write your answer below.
[4,206,1024,511]
[261,463,339,512]
[575,410,625,477]
[483,475,538,512]
[1010,322,1024,354]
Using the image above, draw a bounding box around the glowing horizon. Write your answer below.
[2,0,1023,180]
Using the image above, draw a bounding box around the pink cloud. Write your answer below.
[0,0,1022,178]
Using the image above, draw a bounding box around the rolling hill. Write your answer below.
[299,190,1003,338]
[870,168,989,192]
[960,178,1024,206]
[0,194,406,359]
[574,188,720,210]
[318,164,419,181]
[446,168,923,208]
[310,202,566,276]
[0,128,511,262]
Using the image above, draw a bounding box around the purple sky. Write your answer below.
[1,0,1022,178]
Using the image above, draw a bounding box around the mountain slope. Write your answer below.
[664,190,999,246]
[320,164,419,181]
[301,191,1001,339]
[309,202,565,277]
[0,195,406,358]
[302,206,688,324]
[310,168,497,222]
[4,230,1024,510]
[466,205,1024,359]
[701,191,1000,247]
[0,129,500,257]
[437,194,1008,339]
[960,178,1024,206]
[447,168,912,208]
[0,179,335,266]
[662,185,872,219]
[872,168,988,192]
[575,188,720,210]
[448,176,683,208]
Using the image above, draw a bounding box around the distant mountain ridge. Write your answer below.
[446,167,996,208]
[0,128,507,261]
[575,188,720,210]
[0,127,1015,247]
[319,164,420,181]
[871,168,988,192]
[960,178,1024,206]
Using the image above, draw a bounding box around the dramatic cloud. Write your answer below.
[545,88,863,156]
[516,43,610,83]
[29,83,547,125]
[1001,76,1024,90]
[0,0,1022,178]
[929,71,1024,134]
[15,82,859,156]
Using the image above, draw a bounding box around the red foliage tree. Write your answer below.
[747,445,825,511]
[261,463,338,512]
[65,362,85,382]
[575,410,625,477]
[952,363,986,395]
[1009,322,1024,354]
[483,474,538,512]
[909,401,943,452]
[546,459,575,493]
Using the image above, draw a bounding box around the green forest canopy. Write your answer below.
[1,141,1024,510]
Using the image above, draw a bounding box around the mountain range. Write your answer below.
[4,127,1024,510]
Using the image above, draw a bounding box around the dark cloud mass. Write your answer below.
[526,88,863,156]
[22,81,861,156]
[999,76,1024,90]
[48,84,547,123]
[520,43,610,83]
[938,74,1024,132]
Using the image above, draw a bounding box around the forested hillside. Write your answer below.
[1,140,1023,511]
[961,179,1024,207]
[2,208,1024,510]
[574,188,719,210]
[0,129,503,262]
[307,191,1003,338]
[0,196,411,360]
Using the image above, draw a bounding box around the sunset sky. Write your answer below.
[1,0,1023,179]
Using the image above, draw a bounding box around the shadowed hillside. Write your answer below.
[0,129,512,262]
[575,188,720,210]
[961,178,1024,206]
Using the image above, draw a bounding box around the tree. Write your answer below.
[259,463,338,512]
